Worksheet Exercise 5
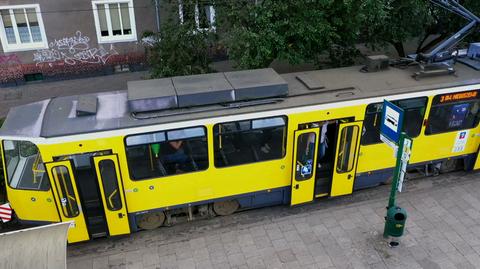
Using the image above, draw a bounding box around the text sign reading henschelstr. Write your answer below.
[380,100,404,147]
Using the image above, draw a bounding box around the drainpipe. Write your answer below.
[154,0,160,32]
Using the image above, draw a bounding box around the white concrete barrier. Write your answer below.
[0,222,71,269]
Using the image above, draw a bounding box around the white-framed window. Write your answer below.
[92,0,137,43]
[178,0,216,32]
[0,4,48,52]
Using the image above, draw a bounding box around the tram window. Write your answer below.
[213,116,287,167]
[361,97,427,145]
[52,166,79,218]
[337,125,359,173]
[125,126,208,180]
[426,90,480,135]
[2,140,49,191]
[295,132,316,181]
[98,160,122,211]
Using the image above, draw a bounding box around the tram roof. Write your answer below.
[2,64,480,139]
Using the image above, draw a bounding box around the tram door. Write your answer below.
[331,121,363,196]
[291,128,319,205]
[92,155,130,236]
[45,161,90,242]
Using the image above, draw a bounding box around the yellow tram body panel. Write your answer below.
[0,142,60,223]
[3,187,60,223]
[125,105,363,212]
[357,95,480,174]
[2,65,480,243]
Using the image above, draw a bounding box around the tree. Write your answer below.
[362,0,480,58]
[362,0,431,57]
[217,0,365,69]
[148,1,215,78]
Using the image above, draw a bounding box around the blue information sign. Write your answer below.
[380,100,404,146]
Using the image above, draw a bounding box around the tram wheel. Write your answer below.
[440,159,459,173]
[138,212,165,230]
[213,200,239,216]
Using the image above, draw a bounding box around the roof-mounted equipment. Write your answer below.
[76,95,98,116]
[361,55,390,73]
[412,0,480,79]
[127,68,288,114]
[127,78,178,113]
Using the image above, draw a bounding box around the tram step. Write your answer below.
[91,232,107,238]
[88,216,105,224]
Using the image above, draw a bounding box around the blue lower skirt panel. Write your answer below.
[353,154,476,190]
[354,168,393,190]
[237,187,291,208]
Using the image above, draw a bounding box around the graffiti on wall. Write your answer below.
[139,36,158,47]
[0,54,21,65]
[33,31,118,66]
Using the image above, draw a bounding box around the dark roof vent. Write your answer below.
[76,95,98,116]
[362,55,390,72]
[127,78,178,113]
[296,73,325,90]
[172,73,234,107]
[225,68,288,100]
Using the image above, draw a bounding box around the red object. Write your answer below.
[0,203,12,222]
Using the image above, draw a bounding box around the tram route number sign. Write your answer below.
[380,100,405,151]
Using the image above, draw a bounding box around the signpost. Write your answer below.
[380,100,404,151]
[380,100,412,241]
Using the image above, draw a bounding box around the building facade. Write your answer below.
[0,0,216,86]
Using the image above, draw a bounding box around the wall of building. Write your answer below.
[0,0,163,86]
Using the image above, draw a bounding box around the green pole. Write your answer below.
[383,132,406,238]
[388,132,406,208]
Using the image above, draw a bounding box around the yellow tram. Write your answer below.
[1,66,480,243]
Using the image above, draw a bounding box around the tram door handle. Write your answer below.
[118,213,125,218]
[347,174,352,180]
[294,184,299,189]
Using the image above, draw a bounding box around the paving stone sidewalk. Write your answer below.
[66,171,480,269]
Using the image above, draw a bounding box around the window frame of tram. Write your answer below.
[2,140,49,191]
[295,132,316,181]
[336,125,359,173]
[125,126,209,180]
[213,116,288,168]
[51,165,80,218]
[361,97,428,145]
[425,90,480,135]
[98,159,122,211]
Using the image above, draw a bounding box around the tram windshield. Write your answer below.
[2,140,48,190]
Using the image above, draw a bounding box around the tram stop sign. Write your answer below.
[380,100,404,150]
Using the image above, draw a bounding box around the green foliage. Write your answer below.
[217,0,364,69]
[148,2,215,78]
[148,0,480,74]
[362,0,431,57]
[363,0,480,56]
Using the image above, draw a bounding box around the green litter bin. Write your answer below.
[385,206,407,237]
